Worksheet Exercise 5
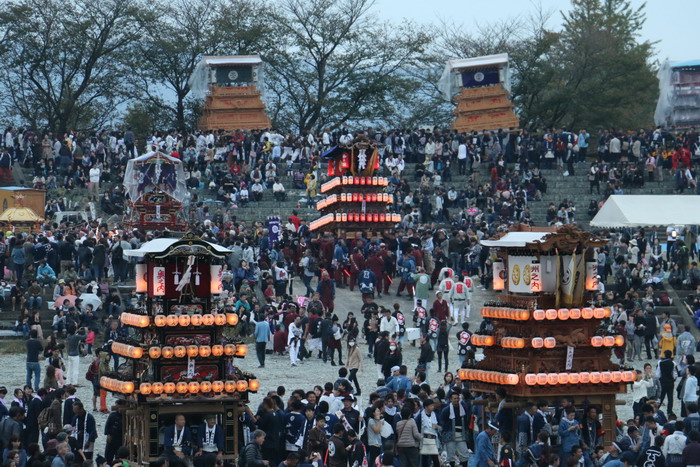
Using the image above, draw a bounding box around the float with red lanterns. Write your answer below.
[312,136,397,236]
[105,232,257,463]
[462,224,628,446]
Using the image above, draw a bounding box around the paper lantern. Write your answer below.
[122,382,135,394]
[533,309,545,320]
[227,313,239,326]
[235,345,248,358]
[591,336,603,347]
[187,345,199,358]
[601,372,612,383]
[557,308,570,320]
[237,380,249,392]
[166,315,179,327]
[135,264,148,293]
[174,346,187,358]
[178,315,191,327]
[212,381,224,392]
[558,373,569,384]
[164,382,176,394]
[590,372,601,384]
[224,344,236,356]
[579,372,590,384]
[582,308,594,319]
[614,335,625,347]
[569,373,581,384]
[191,314,202,326]
[249,379,260,392]
[188,382,200,393]
[611,372,623,383]
[202,314,215,326]
[176,382,188,394]
[545,309,557,320]
[547,374,558,385]
[536,373,548,385]
[151,383,163,394]
[149,347,162,359]
[525,374,537,385]
[603,336,615,347]
[152,266,166,296]
[506,374,519,385]
[518,310,530,321]
[200,382,212,393]
[484,336,495,346]
[604,308,612,318]
[162,346,174,359]
[210,265,223,295]
[214,314,226,326]
[531,337,544,349]
[199,346,212,358]
[622,371,636,382]
[139,383,152,395]
[544,337,556,348]
[593,308,606,319]
[154,315,166,327]
[212,345,224,357]
[224,381,236,393]
[492,261,505,291]
[569,308,581,320]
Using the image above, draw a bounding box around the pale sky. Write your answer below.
[376,0,699,64]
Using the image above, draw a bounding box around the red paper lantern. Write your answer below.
[341,153,349,169]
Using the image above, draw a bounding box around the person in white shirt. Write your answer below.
[661,422,687,464]
[88,165,101,201]
[379,309,399,338]
[684,366,699,407]
[251,182,264,201]
[272,179,286,201]
[288,316,303,366]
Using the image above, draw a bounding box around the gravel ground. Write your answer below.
[0,277,642,456]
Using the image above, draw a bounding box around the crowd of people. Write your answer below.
[0,124,699,467]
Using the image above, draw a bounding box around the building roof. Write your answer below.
[124,236,230,258]
[446,53,509,71]
[201,55,263,66]
[480,231,550,247]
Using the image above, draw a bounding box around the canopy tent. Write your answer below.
[590,195,700,228]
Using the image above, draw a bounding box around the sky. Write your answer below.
[376,0,699,63]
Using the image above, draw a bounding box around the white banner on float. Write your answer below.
[508,255,536,293]
[540,256,558,293]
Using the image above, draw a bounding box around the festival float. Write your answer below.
[102,233,258,463]
[311,137,399,236]
[122,151,189,231]
[438,53,519,133]
[460,225,629,445]
[190,55,270,131]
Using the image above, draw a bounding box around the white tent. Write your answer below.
[590,195,700,228]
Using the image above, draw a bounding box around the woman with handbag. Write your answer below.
[395,406,421,467]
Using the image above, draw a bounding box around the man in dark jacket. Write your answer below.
[373,332,390,379]
[24,388,44,446]
[320,312,334,364]
[644,311,659,360]
[0,407,24,451]
[440,391,470,465]
[418,335,435,384]
[659,350,677,415]
[327,424,347,467]
[244,430,268,467]
[104,400,125,465]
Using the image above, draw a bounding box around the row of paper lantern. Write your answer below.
[457,369,520,385]
[310,212,401,231]
[119,312,240,328]
[480,307,530,321]
[148,344,248,359]
[316,193,394,210]
[523,371,636,385]
[320,176,389,193]
[100,377,260,395]
[471,335,624,349]
[533,308,611,321]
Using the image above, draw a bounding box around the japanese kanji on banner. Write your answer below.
[152,266,166,296]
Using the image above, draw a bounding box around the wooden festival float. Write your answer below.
[438,53,519,133]
[311,137,400,238]
[122,151,189,232]
[102,233,258,463]
[460,225,631,445]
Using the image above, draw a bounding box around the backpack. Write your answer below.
[656,292,671,306]
[85,358,99,381]
[312,318,323,338]
[308,256,320,274]
[38,406,52,430]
